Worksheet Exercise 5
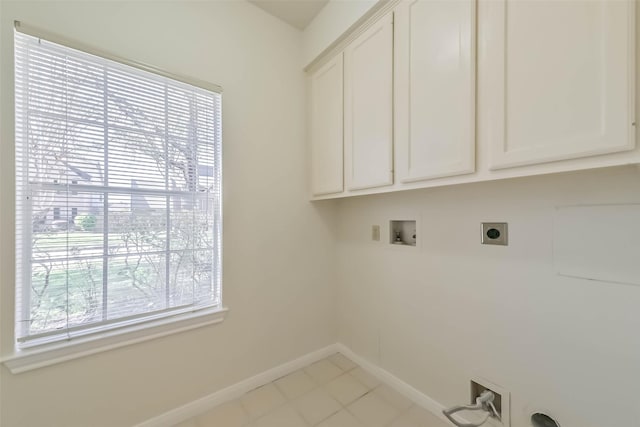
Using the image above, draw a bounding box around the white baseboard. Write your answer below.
[134,343,339,427]
[135,342,471,427]
[335,343,460,426]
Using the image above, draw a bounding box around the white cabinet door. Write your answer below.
[484,0,636,170]
[344,13,394,191]
[310,54,344,196]
[395,0,476,183]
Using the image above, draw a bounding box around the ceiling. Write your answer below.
[248,0,329,30]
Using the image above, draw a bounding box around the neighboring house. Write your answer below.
[44,161,215,231]
[47,160,102,230]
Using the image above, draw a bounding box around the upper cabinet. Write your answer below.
[307,0,637,200]
[394,0,476,183]
[344,13,394,191]
[484,0,636,170]
[310,54,344,196]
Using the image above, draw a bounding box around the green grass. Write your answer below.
[34,231,162,248]
[28,230,209,334]
[29,253,168,333]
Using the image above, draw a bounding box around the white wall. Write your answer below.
[302,0,377,66]
[335,166,640,427]
[0,2,337,426]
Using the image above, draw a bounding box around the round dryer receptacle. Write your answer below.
[486,228,501,239]
[531,413,560,427]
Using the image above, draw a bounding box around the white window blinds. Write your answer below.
[14,30,222,346]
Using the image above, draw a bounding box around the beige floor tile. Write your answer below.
[347,392,399,427]
[304,359,344,384]
[251,404,309,427]
[275,370,317,400]
[194,400,248,427]
[390,405,449,427]
[176,358,448,427]
[241,383,287,420]
[324,373,368,406]
[373,384,413,411]
[317,409,364,427]
[293,387,342,425]
[349,367,380,390]
[328,353,357,371]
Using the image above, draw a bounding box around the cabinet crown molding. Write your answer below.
[304,0,402,74]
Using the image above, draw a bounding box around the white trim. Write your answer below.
[2,307,228,374]
[134,344,340,427]
[133,342,472,427]
[335,343,473,426]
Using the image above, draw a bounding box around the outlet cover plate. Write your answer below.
[372,225,380,241]
[481,223,508,246]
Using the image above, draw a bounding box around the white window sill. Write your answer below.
[1,307,228,374]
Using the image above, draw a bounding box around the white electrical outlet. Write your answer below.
[372,225,380,241]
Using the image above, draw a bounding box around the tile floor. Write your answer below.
[174,353,450,427]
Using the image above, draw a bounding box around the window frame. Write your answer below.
[5,22,227,373]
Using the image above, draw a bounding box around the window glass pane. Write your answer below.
[108,128,166,190]
[108,194,167,256]
[28,116,105,186]
[193,250,216,304]
[28,44,105,123]
[66,257,104,328]
[169,251,195,307]
[29,257,105,335]
[31,189,105,253]
[107,254,166,319]
[107,69,165,132]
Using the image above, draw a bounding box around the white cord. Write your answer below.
[442,391,499,427]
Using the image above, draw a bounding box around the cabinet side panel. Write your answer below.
[311,55,344,195]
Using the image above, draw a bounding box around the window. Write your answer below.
[14,29,222,349]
